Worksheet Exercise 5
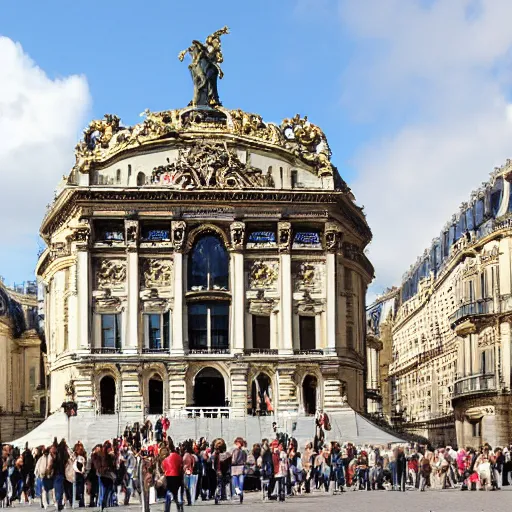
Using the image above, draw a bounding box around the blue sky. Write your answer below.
[2,1,512,299]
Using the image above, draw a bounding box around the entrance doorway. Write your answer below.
[100,376,116,415]
[193,368,225,407]
[251,373,273,415]
[303,375,318,416]
[148,377,163,414]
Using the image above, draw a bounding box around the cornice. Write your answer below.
[40,188,371,244]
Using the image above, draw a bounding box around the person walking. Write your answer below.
[162,440,183,512]
[230,437,247,504]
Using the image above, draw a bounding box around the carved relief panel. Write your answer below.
[248,260,279,290]
[95,258,127,290]
[140,259,173,289]
[292,261,326,294]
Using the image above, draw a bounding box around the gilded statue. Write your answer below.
[178,26,229,107]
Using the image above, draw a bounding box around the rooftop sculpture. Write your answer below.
[178,26,230,107]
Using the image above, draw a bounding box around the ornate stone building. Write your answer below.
[36,30,373,423]
[0,280,45,441]
[367,160,512,448]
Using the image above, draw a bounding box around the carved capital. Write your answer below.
[125,219,139,248]
[325,222,342,252]
[230,221,245,251]
[172,221,186,252]
[278,221,292,252]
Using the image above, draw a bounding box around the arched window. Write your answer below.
[100,376,116,414]
[137,172,146,186]
[188,235,229,291]
[116,169,121,184]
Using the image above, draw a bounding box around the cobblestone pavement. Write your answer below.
[111,487,512,512]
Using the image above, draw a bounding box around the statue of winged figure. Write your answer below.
[178,26,230,107]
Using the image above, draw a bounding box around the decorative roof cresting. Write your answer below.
[72,29,349,193]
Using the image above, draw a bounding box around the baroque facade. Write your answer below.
[36,30,373,422]
[0,280,45,441]
[367,160,512,448]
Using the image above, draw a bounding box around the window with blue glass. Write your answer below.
[146,314,162,349]
[293,231,321,248]
[101,314,121,349]
[142,227,170,242]
[188,302,229,351]
[443,231,450,258]
[455,214,466,241]
[247,231,276,244]
[465,206,475,231]
[96,221,124,242]
[188,235,229,291]
[475,199,485,227]
[490,178,503,217]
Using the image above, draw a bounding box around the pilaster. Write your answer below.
[75,227,90,349]
[125,219,139,353]
[278,222,293,355]
[325,251,336,354]
[277,364,298,414]
[500,320,511,390]
[230,361,249,418]
[171,222,186,355]
[120,365,143,418]
[230,221,245,354]
[168,362,188,411]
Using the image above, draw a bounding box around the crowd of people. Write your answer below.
[1,416,512,511]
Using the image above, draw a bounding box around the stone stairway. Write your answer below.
[9,409,406,450]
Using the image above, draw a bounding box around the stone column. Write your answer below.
[278,222,293,355]
[230,222,245,354]
[171,222,186,355]
[325,252,336,354]
[74,223,91,349]
[230,362,249,418]
[372,349,379,388]
[501,321,511,389]
[125,220,139,353]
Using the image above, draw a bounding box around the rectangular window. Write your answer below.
[252,315,270,350]
[147,314,162,349]
[472,420,481,438]
[299,316,316,351]
[101,314,120,349]
[211,304,229,349]
[163,311,170,349]
[480,349,494,374]
[188,304,208,349]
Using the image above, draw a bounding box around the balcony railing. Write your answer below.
[244,348,278,356]
[188,348,230,355]
[90,347,121,354]
[449,298,494,325]
[142,347,169,354]
[293,349,324,355]
[183,407,231,418]
[453,373,496,397]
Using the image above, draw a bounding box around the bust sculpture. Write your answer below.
[178,26,230,107]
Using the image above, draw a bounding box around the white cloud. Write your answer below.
[0,37,90,282]
[340,0,512,295]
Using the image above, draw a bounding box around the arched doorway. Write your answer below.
[303,375,318,416]
[100,376,116,415]
[148,376,163,414]
[251,373,273,416]
[193,368,225,408]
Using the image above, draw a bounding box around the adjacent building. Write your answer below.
[367,161,512,448]
[0,280,45,441]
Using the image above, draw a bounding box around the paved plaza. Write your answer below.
[104,488,512,512]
